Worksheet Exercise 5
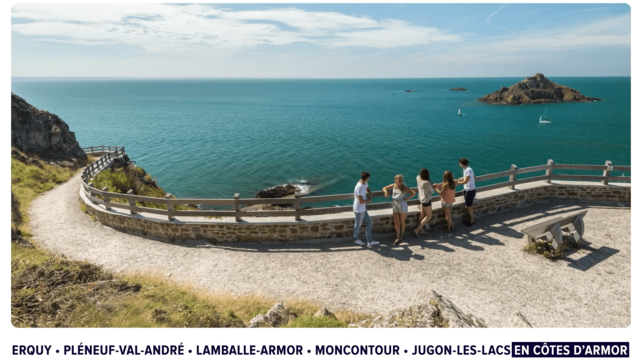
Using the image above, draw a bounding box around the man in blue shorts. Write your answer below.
[456,158,476,226]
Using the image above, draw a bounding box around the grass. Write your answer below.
[283,315,347,328]
[11,157,77,232]
[11,154,363,327]
[92,166,192,211]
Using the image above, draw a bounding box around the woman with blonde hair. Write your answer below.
[433,170,457,232]
[383,174,416,245]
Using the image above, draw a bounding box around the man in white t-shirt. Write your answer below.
[353,171,379,246]
[456,158,476,226]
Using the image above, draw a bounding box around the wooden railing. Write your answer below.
[81,146,631,222]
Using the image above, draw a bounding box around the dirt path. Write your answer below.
[30,173,631,327]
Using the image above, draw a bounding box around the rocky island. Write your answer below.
[450,87,468,91]
[478,73,600,105]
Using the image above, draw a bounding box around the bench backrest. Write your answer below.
[521,210,588,237]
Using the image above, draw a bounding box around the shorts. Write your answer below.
[441,201,453,208]
[464,189,476,207]
[421,200,432,208]
[392,201,408,213]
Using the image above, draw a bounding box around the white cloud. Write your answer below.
[11,4,461,51]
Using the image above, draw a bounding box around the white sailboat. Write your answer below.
[458,109,462,116]
[539,107,551,124]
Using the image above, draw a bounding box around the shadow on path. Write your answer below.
[116,200,623,268]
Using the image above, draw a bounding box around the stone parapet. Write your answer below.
[81,181,630,243]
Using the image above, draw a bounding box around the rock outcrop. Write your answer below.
[247,302,291,328]
[478,73,600,105]
[350,290,487,328]
[11,93,87,166]
[255,184,301,199]
[313,307,337,320]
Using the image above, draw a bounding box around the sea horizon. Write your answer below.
[11,76,630,203]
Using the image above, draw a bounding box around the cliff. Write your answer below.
[11,93,87,167]
[478,73,600,105]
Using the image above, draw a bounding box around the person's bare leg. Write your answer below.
[468,206,474,224]
[422,207,432,233]
[393,213,401,242]
[399,213,406,240]
[444,207,452,232]
[414,206,424,236]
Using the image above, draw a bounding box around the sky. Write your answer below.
[11,3,631,78]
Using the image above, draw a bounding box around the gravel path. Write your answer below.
[30,173,631,327]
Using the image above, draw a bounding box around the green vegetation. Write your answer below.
[11,154,361,327]
[524,239,574,259]
[283,315,348,328]
[92,165,192,210]
[11,157,76,231]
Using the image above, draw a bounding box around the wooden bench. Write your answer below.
[521,210,588,250]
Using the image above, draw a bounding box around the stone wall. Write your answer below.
[82,182,630,243]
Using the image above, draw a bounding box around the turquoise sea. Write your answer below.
[11,77,631,204]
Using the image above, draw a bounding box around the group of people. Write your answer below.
[353,158,476,246]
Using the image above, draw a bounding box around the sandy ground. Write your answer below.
[30,173,631,327]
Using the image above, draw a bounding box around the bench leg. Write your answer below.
[550,223,564,250]
[526,235,536,245]
[572,215,585,243]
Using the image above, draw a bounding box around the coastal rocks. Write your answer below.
[350,290,486,328]
[255,184,301,199]
[478,73,600,105]
[502,312,533,328]
[247,302,291,328]
[450,87,468,91]
[313,308,337,320]
[11,93,87,166]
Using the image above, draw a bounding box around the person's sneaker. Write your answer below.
[463,220,474,227]
[367,240,380,246]
[354,239,366,246]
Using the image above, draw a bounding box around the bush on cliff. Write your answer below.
[92,164,192,210]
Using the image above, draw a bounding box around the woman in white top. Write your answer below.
[383,174,416,245]
[413,168,435,237]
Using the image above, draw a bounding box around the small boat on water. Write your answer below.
[539,107,551,124]
[404,90,413,92]
[458,109,462,117]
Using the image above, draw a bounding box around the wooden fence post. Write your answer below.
[234,193,241,222]
[602,160,612,185]
[166,193,175,221]
[508,164,518,190]
[127,189,137,215]
[294,191,301,221]
[545,159,554,183]
[102,187,111,209]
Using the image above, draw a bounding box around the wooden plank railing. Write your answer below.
[80,149,631,222]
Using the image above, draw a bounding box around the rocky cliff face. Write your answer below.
[478,73,600,105]
[11,93,87,166]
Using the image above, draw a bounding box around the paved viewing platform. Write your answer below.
[31,172,630,327]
